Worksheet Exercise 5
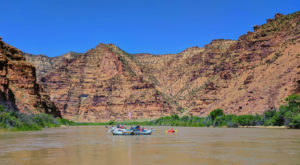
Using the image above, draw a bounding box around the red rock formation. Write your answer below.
[24,51,82,82]
[35,43,174,122]
[134,11,300,116]
[26,11,300,121]
[0,38,61,117]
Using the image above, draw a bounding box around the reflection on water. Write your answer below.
[0,126,299,165]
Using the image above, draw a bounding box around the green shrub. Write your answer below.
[57,118,76,125]
[2,94,300,130]
[263,110,276,118]
[236,115,255,126]
[213,116,227,127]
[209,109,224,121]
[134,95,300,128]
[285,94,300,111]
[289,114,300,128]
[0,105,60,131]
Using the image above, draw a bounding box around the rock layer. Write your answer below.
[33,44,174,122]
[25,51,82,82]
[26,11,300,121]
[0,38,61,117]
[135,12,300,116]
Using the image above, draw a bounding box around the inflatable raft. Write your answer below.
[107,127,153,135]
[132,129,152,135]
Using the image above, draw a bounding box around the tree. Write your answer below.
[285,94,300,114]
[289,114,300,128]
[209,109,224,121]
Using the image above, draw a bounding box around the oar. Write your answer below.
[106,128,113,134]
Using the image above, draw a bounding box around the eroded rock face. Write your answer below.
[26,11,300,121]
[134,11,300,116]
[0,38,61,117]
[24,52,82,82]
[32,44,174,122]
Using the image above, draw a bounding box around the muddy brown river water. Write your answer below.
[0,126,299,165]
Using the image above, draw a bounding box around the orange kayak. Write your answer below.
[165,129,178,133]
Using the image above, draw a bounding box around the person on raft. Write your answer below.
[135,125,140,130]
[130,125,141,131]
[116,124,126,129]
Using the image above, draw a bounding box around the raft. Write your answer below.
[109,128,153,135]
[112,129,135,135]
[133,129,152,135]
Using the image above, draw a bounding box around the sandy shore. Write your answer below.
[237,126,288,129]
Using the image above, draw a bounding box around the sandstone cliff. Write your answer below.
[26,11,300,121]
[0,38,61,117]
[24,51,82,82]
[135,12,300,116]
[32,44,175,122]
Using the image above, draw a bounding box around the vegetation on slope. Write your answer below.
[0,105,62,131]
[2,94,298,131]
[146,94,300,128]
[82,94,300,129]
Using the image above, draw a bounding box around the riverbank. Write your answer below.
[70,94,300,129]
[237,126,288,129]
[1,94,299,131]
[0,105,62,131]
[69,122,290,129]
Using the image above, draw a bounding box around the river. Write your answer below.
[0,126,299,165]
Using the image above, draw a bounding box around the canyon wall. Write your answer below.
[25,11,300,121]
[0,38,61,117]
[26,44,174,122]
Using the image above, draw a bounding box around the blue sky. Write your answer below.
[0,0,299,57]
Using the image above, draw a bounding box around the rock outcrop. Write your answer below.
[30,44,174,122]
[135,11,300,116]
[26,11,300,121]
[24,51,82,82]
[0,38,61,117]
